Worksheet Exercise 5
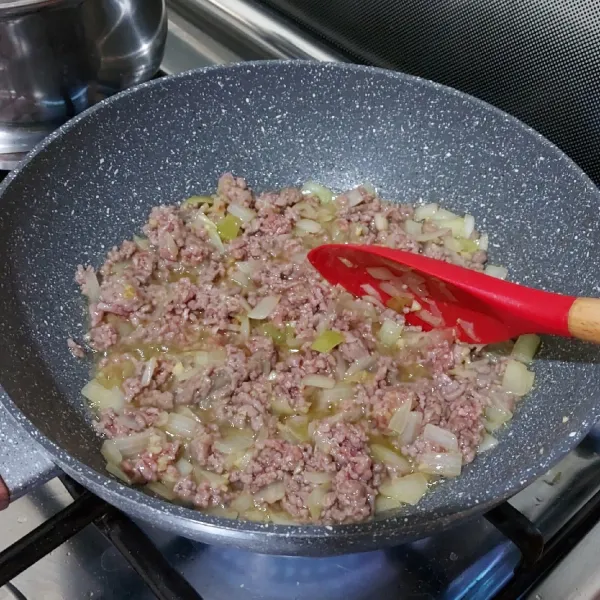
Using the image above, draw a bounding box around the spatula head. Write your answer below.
[308,244,569,344]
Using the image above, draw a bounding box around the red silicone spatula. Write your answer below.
[308,243,600,344]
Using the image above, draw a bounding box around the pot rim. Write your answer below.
[0,0,82,17]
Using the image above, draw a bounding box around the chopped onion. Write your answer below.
[370,444,411,474]
[213,429,254,454]
[270,512,298,525]
[182,195,213,208]
[243,509,270,522]
[502,359,535,396]
[457,318,479,342]
[106,463,132,484]
[389,401,412,435]
[430,207,459,221]
[254,481,286,504]
[477,433,499,453]
[478,233,489,251]
[175,407,198,421]
[286,416,311,442]
[443,237,462,252]
[296,218,322,233]
[301,374,336,389]
[140,357,157,387]
[375,494,404,513]
[379,473,428,504]
[271,397,295,416]
[443,217,466,237]
[423,424,459,452]
[404,219,423,236]
[419,310,445,327]
[379,281,406,298]
[463,214,475,238]
[230,269,251,288]
[228,203,256,223]
[374,214,389,231]
[230,493,254,513]
[234,450,254,470]
[345,355,376,377]
[291,251,308,264]
[173,366,201,383]
[194,467,227,488]
[378,319,404,347]
[147,481,177,501]
[302,181,334,204]
[511,334,541,364]
[101,440,123,465]
[176,458,194,476]
[346,188,364,207]
[307,485,328,519]
[398,411,423,445]
[414,203,439,222]
[294,201,319,219]
[107,430,153,458]
[237,259,262,275]
[247,295,280,320]
[172,362,184,378]
[164,413,197,438]
[338,257,355,268]
[84,270,101,302]
[277,423,300,444]
[415,229,450,242]
[239,315,250,340]
[366,267,394,280]
[484,265,508,280]
[133,235,150,250]
[304,471,333,485]
[193,349,227,366]
[193,212,225,252]
[206,506,238,519]
[82,380,124,413]
[318,384,355,404]
[311,329,345,353]
[360,284,382,302]
[485,405,513,431]
[361,181,376,195]
[417,452,462,477]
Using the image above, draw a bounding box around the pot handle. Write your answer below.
[0,409,58,509]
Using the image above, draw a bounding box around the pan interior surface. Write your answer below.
[1,61,599,552]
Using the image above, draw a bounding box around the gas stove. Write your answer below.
[2,2,600,599]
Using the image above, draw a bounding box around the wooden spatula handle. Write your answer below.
[568,298,600,342]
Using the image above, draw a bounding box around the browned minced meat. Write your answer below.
[75,173,524,525]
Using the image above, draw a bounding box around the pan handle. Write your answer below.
[0,409,59,509]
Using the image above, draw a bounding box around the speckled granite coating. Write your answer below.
[0,408,57,502]
[0,61,599,555]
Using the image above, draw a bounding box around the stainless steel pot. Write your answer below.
[0,0,167,168]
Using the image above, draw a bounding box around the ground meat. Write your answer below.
[231,439,309,493]
[138,390,174,410]
[76,174,528,525]
[174,371,212,405]
[88,323,118,350]
[121,439,180,483]
[217,172,254,207]
[67,337,85,358]
[188,423,226,473]
[173,476,228,508]
[94,407,164,438]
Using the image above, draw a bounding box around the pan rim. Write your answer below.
[1,59,599,545]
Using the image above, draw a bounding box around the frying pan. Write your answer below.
[1,61,599,556]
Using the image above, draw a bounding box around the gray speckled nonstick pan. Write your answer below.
[1,61,599,556]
